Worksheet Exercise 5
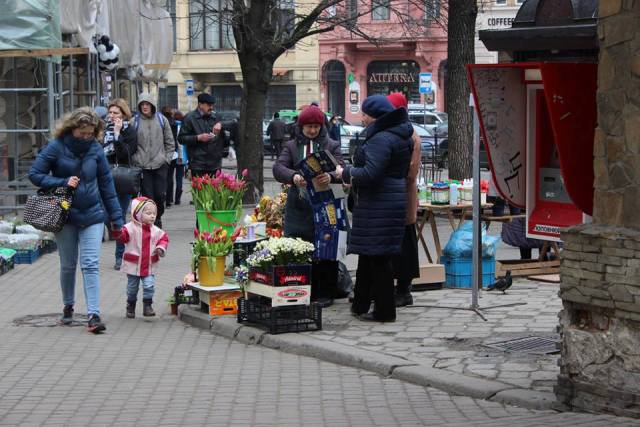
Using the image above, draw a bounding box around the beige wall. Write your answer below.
[166,0,320,114]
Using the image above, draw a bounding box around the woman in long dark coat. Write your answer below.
[273,105,344,307]
[336,95,413,322]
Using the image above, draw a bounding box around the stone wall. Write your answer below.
[556,224,640,418]
[592,0,640,227]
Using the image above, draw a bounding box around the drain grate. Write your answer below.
[13,313,89,327]
[483,336,560,355]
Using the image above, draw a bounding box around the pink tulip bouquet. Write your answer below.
[191,169,248,212]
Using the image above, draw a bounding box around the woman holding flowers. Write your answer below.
[272,105,344,308]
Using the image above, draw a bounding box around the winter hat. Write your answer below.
[387,92,408,109]
[130,196,156,222]
[297,105,325,127]
[362,95,394,118]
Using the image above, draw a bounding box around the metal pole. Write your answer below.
[70,55,75,110]
[57,62,64,116]
[471,94,481,310]
[47,60,55,137]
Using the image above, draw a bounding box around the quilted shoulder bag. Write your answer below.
[110,145,141,196]
[24,186,75,232]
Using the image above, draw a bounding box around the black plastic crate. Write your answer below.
[174,286,200,305]
[237,297,322,334]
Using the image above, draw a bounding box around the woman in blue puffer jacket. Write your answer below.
[336,95,413,323]
[29,107,124,334]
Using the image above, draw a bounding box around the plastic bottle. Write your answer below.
[426,181,433,203]
[450,182,458,205]
[417,178,426,204]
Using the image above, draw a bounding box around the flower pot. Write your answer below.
[170,303,178,315]
[196,210,238,236]
[198,256,226,287]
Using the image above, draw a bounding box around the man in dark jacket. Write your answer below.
[336,95,413,322]
[266,112,286,158]
[178,93,224,178]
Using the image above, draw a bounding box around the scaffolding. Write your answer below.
[0,47,100,213]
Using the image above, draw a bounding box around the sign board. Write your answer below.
[419,72,433,94]
[349,104,359,113]
[185,79,194,96]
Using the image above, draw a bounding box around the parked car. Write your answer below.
[339,124,364,160]
[415,123,489,170]
[407,105,447,131]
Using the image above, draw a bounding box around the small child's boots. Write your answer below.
[143,299,156,317]
[126,300,136,318]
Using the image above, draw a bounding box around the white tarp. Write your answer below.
[59,0,172,81]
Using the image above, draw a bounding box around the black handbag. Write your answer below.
[110,145,141,195]
[111,163,142,195]
[24,186,75,232]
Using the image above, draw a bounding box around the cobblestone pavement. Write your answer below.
[0,162,636,426]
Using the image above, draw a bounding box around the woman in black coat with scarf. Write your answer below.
[336,95,413,322]
[103,98,138,270]
[272,105,344,308]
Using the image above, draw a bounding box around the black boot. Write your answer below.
[175,190,182,205]
[126,300,136,319]
[143,299,155,317]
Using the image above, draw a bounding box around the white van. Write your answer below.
[407,104,447,130]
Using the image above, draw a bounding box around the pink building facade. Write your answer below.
[319,2,448,124]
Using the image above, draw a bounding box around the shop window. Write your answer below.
[190,0,234,51]
[211,85,242,115]
[424,0,441,22]
[367,60,421,103]
[158,86,178,110]
[372,0,390,20]
[265,85,296,119]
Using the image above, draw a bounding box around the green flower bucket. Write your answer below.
[196,210,238,236]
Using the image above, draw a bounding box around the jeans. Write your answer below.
[166,160,184,204]
[114,193,132,262]
[55,223,104,315]
[126,274,155,301]
[141,164,168,226]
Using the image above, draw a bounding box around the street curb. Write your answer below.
[178,305,556,410]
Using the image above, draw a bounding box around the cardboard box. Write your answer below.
[245,281,311,307]
[189,282,242,316]
[413,263,445,285]
[249,264,311,286]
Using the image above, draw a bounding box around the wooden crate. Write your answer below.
[496,259,560,278]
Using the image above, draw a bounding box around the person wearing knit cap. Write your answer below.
[273,105,345,308]
[387,92,421,307]
[117,196,169,318]
[334,94,413,322]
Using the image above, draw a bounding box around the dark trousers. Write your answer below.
[311,259,338,300]
[166,160,184,204]
[392,224,420,295]
[352,255,396,321]
[141,164,168,226]
[191,168,220,178]
[271,139,283,159]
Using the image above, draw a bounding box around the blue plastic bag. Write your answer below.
[443,221,501,258]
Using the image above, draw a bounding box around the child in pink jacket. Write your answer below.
[118,197,169,318]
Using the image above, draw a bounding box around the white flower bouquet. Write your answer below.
[245,237,314,286]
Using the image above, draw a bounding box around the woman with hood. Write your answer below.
[29,107,124,334]
[273,105,344,308]
[335,95,414,322]
[132,92,175,228]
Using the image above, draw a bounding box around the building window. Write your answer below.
[165,0,177,52]
[158,85,178,109]
[495,0,507,5]
[211,85,243,114]
[265,85,296,119]
[278,0,295,38]
[372,0,390,20]
[424,0,440,22]
[190,0,234,51]
[348,0,358,18]
[516,0,525,3]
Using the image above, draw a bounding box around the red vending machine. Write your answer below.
[468,62,597,241]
